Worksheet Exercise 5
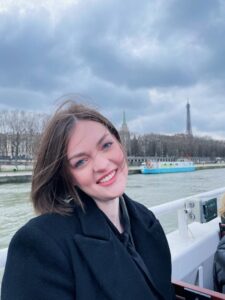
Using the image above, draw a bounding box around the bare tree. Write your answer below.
[0,109,49,161]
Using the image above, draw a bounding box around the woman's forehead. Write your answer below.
[71,120,109,136]
[67,120,111,153]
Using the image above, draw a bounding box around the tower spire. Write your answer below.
[186,100,192,136]
[119,111,131,155]
[123,111,126,125]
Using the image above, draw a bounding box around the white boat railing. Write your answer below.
[150,186,225,238]
[150,186,225,288]
[151,186,225,216]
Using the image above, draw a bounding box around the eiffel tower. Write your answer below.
[186,100,192,136]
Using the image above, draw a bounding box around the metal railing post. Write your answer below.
[178,208,189,238]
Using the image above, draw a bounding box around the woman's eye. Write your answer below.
[74,159,87,168]
[102,142,113,150]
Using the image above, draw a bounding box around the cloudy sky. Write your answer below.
[0,0,225,139]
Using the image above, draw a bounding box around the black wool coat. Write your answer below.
[214,235,225,293]
[1,192,174,300]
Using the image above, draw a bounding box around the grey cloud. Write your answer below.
[162,0,220,30]
[0,87,54,111]
[0,8,80,92]
[0,0,225,138]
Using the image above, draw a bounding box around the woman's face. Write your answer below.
[67,120,128,202]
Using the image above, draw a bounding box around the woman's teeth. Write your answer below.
[99,171,116,183]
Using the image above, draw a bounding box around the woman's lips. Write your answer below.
[97,170,117,186]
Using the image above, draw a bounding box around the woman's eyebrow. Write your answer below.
[96,132,109,146]
[68,133,109,161]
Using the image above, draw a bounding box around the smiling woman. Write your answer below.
[1,100,175,300]
[67,121,128,208]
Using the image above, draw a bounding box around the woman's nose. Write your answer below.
[92,153,109,172]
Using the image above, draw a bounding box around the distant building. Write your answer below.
[119,111,131,155]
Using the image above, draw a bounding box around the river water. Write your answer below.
[1,168,225,286]
[1,168,225,251]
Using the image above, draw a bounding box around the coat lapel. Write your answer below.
[124,194,173,299]
[74,192,157,300]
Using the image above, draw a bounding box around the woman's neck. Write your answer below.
[93,197,123,233]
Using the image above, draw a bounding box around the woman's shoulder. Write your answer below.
[29,209,78,226]
[11,209,81,248]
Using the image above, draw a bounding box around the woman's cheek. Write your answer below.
[71,170,90,187]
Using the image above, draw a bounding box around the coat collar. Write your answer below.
[74,190,171,299]
[75,189,153,240]
[76,189,111,241]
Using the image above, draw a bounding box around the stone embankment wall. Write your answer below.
[0,172,32,184]
[1,164,225,184]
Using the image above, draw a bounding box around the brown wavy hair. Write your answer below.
[31,100,122,215]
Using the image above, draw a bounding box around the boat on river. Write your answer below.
[1,187,225,299]
[140,159,196,174]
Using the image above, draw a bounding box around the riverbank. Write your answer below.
[196,163,225,170]
[0,168,140,183]
[0,164,33,172]
[0,172,32,183]
[1,163,225,183]
[129,163,225,174]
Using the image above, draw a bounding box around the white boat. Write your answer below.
[1,187,225,298]
[141,159,196,174]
